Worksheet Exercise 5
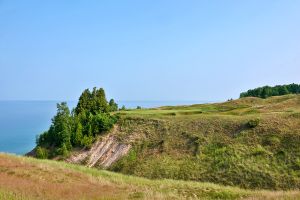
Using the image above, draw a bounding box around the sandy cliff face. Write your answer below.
[66,126,131,168]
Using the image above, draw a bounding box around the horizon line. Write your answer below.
[0,99,223,102]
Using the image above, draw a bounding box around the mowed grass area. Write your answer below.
[118,94,300,118]
[1,154,300,200]
[109,95,300,190]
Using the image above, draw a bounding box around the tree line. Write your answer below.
[36,87,119,159]
[240,83,300,99]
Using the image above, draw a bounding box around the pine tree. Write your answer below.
[72,122,83,146]
[95,88,108,113]
[75,89,92,114]
[51,102,72,150]
[109,99,118,111]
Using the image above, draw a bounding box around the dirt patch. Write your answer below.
[67,126,131,168]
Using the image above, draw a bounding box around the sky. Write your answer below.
[0,0,299,101]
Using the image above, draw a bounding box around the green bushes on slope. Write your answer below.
[110,108,300,190]
[36,87,118,158]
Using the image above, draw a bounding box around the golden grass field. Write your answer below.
[1,153,300,200]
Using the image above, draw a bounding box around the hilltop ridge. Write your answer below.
[57,94,300,190]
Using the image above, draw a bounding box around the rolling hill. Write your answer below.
[1,153,300,200]
[62,94,300,190]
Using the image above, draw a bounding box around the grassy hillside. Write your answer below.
[107,94,300,190]
[1,153,300,200]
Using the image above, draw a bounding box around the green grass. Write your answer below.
[118,94,300,117]
[1,154,300,200]
[0,190,30,200]
[108,95,300,190]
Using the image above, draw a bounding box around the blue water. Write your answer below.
[0,100,203,155]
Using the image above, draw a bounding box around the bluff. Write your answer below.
[62,94,300,190]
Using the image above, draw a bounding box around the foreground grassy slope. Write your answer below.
[1,154,300,200]
[109,94,300,190]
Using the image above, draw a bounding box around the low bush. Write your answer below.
[247,118,260,128]
[36,146,48,159]
[80,135,94,149]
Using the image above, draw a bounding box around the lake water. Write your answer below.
[0,100,203,155]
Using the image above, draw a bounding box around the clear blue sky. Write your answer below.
[0,0,299,101]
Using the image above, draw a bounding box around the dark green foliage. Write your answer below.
[36,131,50,146]
[57,143,69,157]
[92,87,109,113]
[109,99,118,112]
[92,113,116,133]
[247,118,260,128]
[80,135,94,148]
[75,89,92,114]
[240,83,300,98]
[37,102,72,150]
[71,120,83,146]
[120,105,126,110]
[75,87,109,115]
[136,106,142,109]
[36,87,117,157]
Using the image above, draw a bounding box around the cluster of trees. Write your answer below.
[240,83,300,99]
[36,87,118,158]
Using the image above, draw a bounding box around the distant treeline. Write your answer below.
[240,83,300,99]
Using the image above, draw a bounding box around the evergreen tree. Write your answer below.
[51,102,72,150]
[240,84,300,98]
[109,99,118,112]
[75,89,92,114]
[36,102,73,156]
[94,87,108,113]
[76,87,109,114]
[72,121,83,146]
[36,87,118,158]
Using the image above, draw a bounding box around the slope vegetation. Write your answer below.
[1,154,300,200]
[97,94,300,190]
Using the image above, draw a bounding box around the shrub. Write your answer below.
[57,143,69,157]
[247,118,260,128]
[109,99,118,112]
[81,135,94,149]
[36,146,48,159]
[92,113,115,133]
[36,131,50,146]
[110,149,138,173]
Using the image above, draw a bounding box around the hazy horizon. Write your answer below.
[1,1,299,101]
[0,99,218,104]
